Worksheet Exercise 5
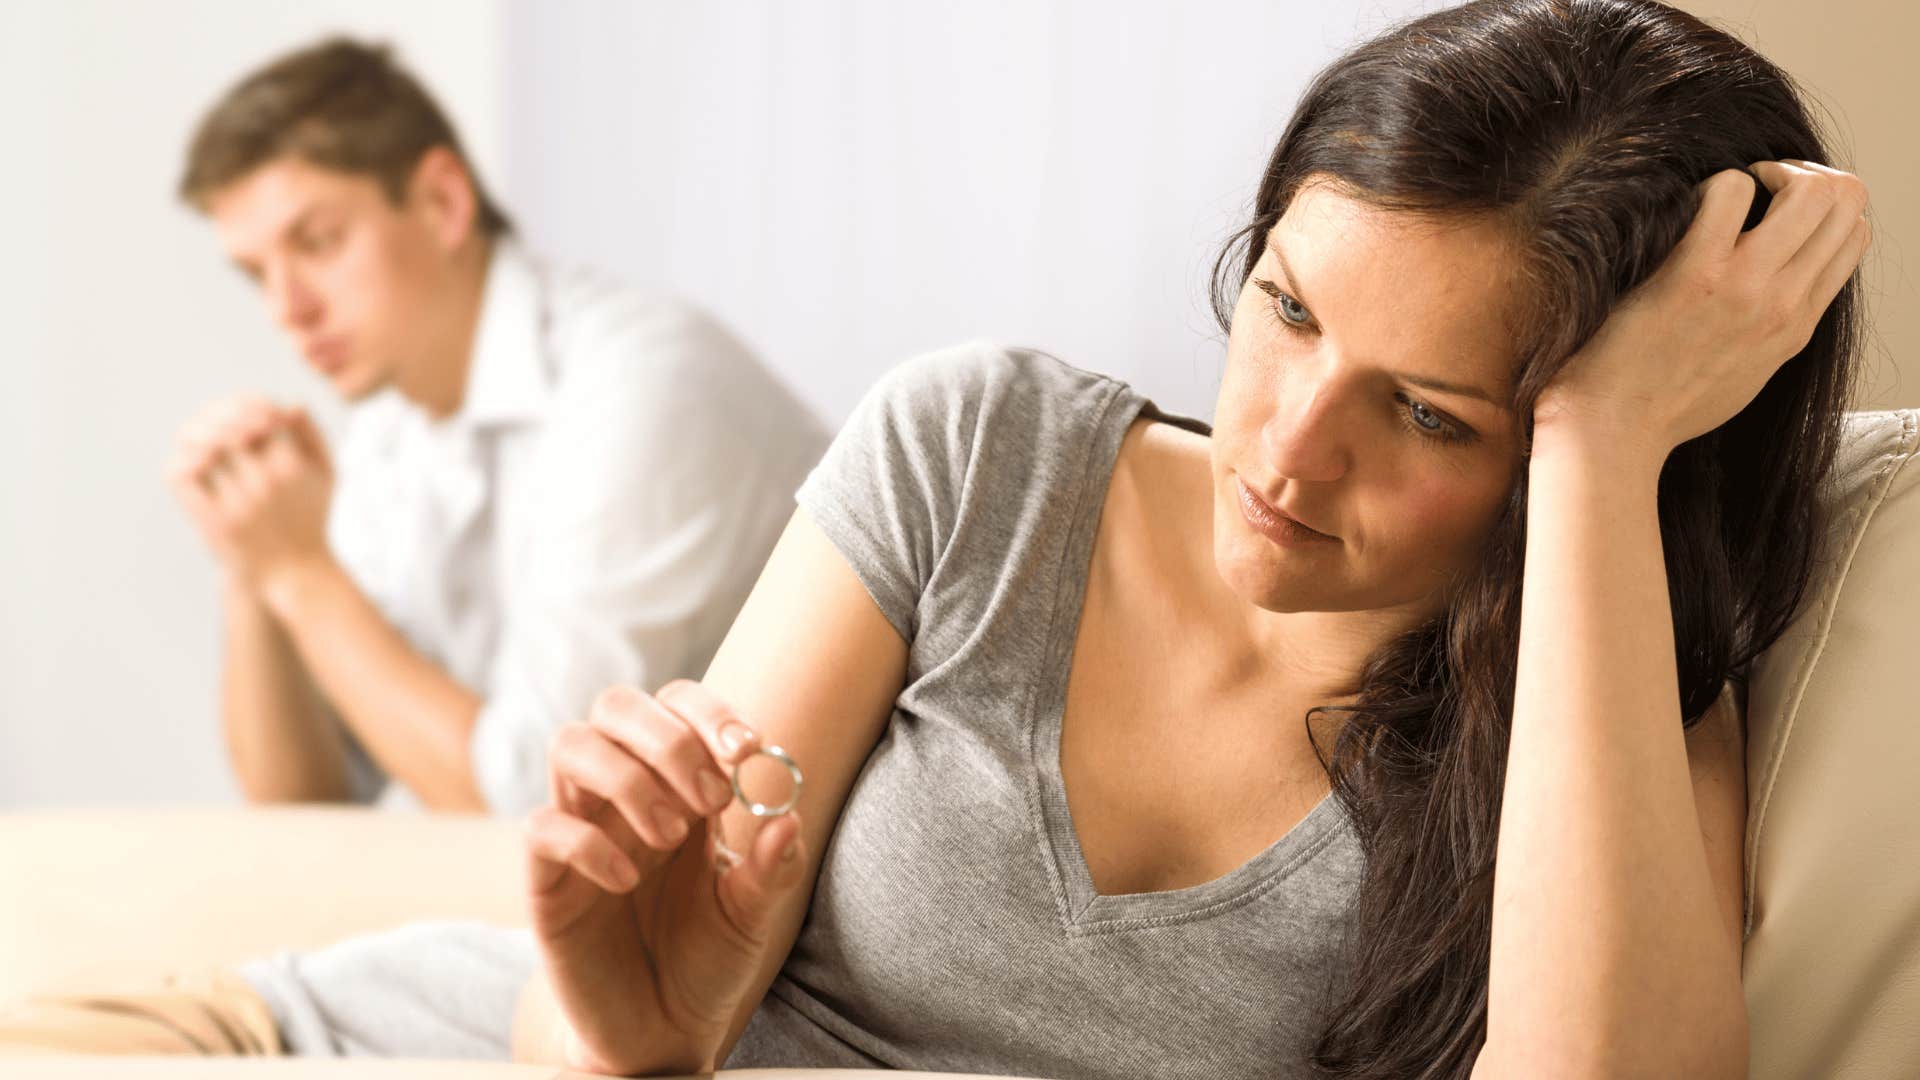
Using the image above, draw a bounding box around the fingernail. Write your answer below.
[718,722,754,756]
[652,805,687,844]
[698,771,732,811]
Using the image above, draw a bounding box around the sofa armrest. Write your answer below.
[0,805,526,1001]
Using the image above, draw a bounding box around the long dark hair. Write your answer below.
[1208,1,1866,1075]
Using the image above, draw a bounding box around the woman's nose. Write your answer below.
[1261,375,1351,484]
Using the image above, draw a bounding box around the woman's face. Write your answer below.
[1210,176,1529,621]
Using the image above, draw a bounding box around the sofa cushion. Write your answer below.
[1744,408,1920,1079]
[0,806,526,1001]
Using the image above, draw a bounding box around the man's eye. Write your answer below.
[299,228,343,253]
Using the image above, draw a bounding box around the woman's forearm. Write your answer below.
[1477,427,1746,1078]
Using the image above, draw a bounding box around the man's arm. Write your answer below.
[171,401,488,814]
[217,574,355,803]
[256,554,487,812]
[171,396,369,806]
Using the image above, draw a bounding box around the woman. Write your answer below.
[510,1,1867,1076]
[2,0,1870,1076]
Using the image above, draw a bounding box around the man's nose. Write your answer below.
[264,264,322,331]
[1261,372,1351,484]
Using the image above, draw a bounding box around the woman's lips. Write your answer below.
[1237,477,1339,547]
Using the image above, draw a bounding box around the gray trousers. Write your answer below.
[236,919,538,1060]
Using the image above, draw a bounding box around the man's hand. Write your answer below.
[167,396,337,597]
[171,397,485,811]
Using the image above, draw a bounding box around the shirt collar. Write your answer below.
[449,237,550,432]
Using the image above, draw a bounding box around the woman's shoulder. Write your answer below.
[851,341,1141,465]
[796,342,1141,643]
[867,339,1129,407]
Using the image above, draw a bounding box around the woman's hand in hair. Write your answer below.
[1532,159,1869,465]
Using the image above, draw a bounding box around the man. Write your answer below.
[166,36,829,816]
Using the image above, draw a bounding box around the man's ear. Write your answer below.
[405,144,479,254]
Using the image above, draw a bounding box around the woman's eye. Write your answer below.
[1406,398,1443,431]
[1252,277,1312,328]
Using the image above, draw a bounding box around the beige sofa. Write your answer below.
[2,408,1915,1079]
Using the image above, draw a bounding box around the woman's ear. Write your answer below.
[405,144,479,254]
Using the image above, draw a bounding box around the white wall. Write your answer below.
[0,2,504,807]
[501,0,1914,428]
[499,0,1443,427]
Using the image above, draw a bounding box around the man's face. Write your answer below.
[208,156,446,401]
[1209,175,1531,626]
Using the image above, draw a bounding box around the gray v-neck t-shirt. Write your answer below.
[238,341,1365,1078]
[725,342,1366,1076]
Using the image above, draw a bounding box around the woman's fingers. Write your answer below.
[529,678,790,934]
[524,804,640,896]
[554,768,651,880]
[656,680,764,768]
[710,812,804,943]
[1809,214,1872,315]
[1695,158,1868,337]
[586,686,737,826]
[1743,158,1870,318]
[1781,174,1869,302]
[1737,159,1836,273]
[1682,167,1765,258]
[547,721,695,852]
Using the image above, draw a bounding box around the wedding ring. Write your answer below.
[732,744,802,816]
[709,745,804,871]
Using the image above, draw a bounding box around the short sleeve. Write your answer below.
[794,342,1091,644]
[797,345,1011,643]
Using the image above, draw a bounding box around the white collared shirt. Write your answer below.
[324,239,830,816]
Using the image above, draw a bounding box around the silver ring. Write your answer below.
[732,744,802,817]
